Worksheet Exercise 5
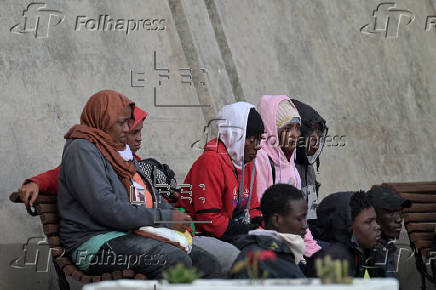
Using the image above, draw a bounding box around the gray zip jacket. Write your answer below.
[58,139,173,254]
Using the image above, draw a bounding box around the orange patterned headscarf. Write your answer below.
[64,90,136,192]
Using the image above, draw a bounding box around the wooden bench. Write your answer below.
[9,192,147,290]
[378,182,436,290]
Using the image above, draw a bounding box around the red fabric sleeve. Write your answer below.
[249,165,262,218]
[26,166,61,194]
[182,155,230,238]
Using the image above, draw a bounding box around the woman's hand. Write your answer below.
[171,210,192,232]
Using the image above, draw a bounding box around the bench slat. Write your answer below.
[72,270,85,281]
[112,270,123,280]
[40,213,58,224]
[48,236,61,247]
[36,203,57,214]
[43,224,60,236]
[414,240,434,251]
[80,275,92,284]
[134,273,147,280]
[406,223,436,232]
[63,265,76,276]
[404,203,436,213]
[399,193,436,203]
[409,232,436,244]
[383,182,436,193]
[404,213,436,223]
[123,269,135,278]
[102,273,113,280]
[37,195,57,204]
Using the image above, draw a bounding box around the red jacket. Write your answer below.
[25,153,142,194]
[176,139,261,238]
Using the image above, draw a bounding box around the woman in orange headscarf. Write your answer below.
[57,90,215,278]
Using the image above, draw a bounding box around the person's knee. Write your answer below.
[159,244,192,269]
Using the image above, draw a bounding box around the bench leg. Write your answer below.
[53,259,70,290]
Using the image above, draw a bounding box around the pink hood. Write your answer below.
[255,95,321,258]
[256,95,301,199]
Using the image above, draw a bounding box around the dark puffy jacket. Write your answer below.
[231,235,305,279]
[307,191,371,278]
[291,99,327,170]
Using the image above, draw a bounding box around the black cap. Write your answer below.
[367,186,412,210]
[246,107,265,137]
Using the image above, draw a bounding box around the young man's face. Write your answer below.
[307,124,320,156]
[376,208,404,239]
[278,122,301,155]
[244,134,262,163]
[353,207,381,249]
[273,199,308,238]
[127,120,144,153]
[107,106,132,144]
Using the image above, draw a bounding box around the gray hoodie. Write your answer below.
[58,139,173,254]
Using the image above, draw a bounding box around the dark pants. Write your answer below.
[86,234,221,279]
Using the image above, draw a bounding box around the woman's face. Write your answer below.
[278,122,301,154]
[107,106,132,144]
[127,120,144,153]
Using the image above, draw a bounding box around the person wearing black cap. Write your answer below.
[366,185,412,283]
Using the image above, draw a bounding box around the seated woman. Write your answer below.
[255,95,322,262]
[57,90,220,278]
[231,184,306,279]
[17,105,148,206]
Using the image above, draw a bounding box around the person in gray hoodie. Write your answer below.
[58,90,220,278]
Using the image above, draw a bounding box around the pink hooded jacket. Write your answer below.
[256,95,321,258]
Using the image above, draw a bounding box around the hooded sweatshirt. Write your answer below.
[291,99,327,222]
[176,102,261,239]
[306,191,369,278]
[58,92,173,254]
[255,95,301,200]
[255,95,321,258]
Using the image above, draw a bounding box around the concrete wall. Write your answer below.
[1,0,435,289]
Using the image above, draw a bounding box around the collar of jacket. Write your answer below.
[204,139,251,172]
[235,234,296,255]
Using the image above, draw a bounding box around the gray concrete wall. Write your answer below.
[1,0,435,289]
